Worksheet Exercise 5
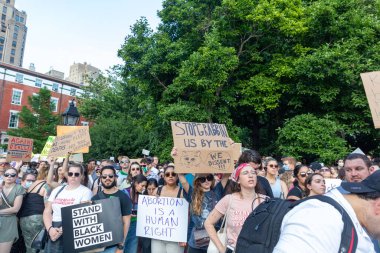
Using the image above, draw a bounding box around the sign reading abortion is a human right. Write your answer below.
[61,198,123,252]
[136,195,189,242]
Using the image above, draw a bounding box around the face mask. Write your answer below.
[142,166,148,173]
[282,164,290,171]
[24,181,33,189]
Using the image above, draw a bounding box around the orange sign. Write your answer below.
[6,136,34,162]
[57,126,90,153]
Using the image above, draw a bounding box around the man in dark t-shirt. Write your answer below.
[92,165,132,253]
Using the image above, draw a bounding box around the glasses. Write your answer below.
[165,172,177,177]
[267,164,279,168]
[120,161,130,164]
[101,174,115,179]
[299,172,308,178]
[68,172,81,177]
[320,168,331,172]
[198,174,214,183]
[130,167,140,171]
[26,168,38,175]
[4,173,17,178]
[241,170,257,176]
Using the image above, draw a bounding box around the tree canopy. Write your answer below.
[79,0,380,163]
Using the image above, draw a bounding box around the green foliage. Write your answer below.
[79,0,380,161]
[7,88,59,153]
[277,114,349,164]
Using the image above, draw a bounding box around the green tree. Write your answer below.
[8,88,59,153]
[276,114,350,164]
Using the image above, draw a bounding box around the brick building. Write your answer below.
[0,62,87,152]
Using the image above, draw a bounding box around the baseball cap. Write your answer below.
[341,170,380,193]
[309,162,323,172]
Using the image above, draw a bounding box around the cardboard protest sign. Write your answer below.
[360,71,380,128]
[130,158,142,164]
[48,127,91,157]
[40,136,55,160]
[6,136,33,162]
[137,195,189,242]
[61,198,123,252]
[171,121,235,173]
[232,143,242,163]
[325,178,342,193]
[69,153,84,163]
[57,126,90,153]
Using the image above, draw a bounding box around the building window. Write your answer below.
[70,88,76,96]
[14,25,19,32]
[0,45,3,51]
[13,32,17,39]
[6,0,10,4]
[0,37,4,44]
[50,97,59,112]
[11,40,16,47]
[2,6,6,14]
[11,89,22,105]
[15,73,23,83]
[35,78,42,87]
[8,111,19,128]
[11,48,15,55]
[15,15,19,22]
[20,17,24,23]
[1,14,5,21]
[52,83,59,92]
[0,53,2,60]
[81,121,89,126]
[10,56,14,64]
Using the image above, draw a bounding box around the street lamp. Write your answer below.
[62,99,80,126]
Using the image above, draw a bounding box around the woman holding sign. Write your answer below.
[204,163,267,253]
[43,163,92,253]
[151,165,186,253]
[0,167,25,253]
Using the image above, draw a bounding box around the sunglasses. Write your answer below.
[68,172,81,177]
[267,164,279,168]
[165,172,177,177]
[26,168,38,175]
[4,173,17,178]
[101,174,115,179]
[120,161,130,164]
[198,174,214,183]
[299,172,308,178]
[320,168,331,172]
[130,167,140,171]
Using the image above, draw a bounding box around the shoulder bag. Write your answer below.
[207,194,233,253]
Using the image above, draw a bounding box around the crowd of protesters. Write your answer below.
[0,149,380,253]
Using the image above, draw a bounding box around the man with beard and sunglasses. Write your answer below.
[92,165,132,253]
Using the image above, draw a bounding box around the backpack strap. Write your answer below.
[176,187,183,198]
[292,195,358,253]
[54,185,66,199]
[157,185,163,196]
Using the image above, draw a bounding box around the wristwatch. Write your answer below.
[117,244,124,250]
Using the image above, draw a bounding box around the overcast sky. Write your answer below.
[15,0,163,77]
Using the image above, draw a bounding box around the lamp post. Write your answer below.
[61,99,80,126]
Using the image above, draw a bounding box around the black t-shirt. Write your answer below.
[257,176,274,198]
[287,181,306,199]
[92,190,132,216]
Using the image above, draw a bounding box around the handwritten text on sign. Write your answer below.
[48,127,91,157]
[171,121,235,173]
[6,136,33,162]
[136,195,189,243]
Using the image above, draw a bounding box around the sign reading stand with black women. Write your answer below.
[61,198,123,252]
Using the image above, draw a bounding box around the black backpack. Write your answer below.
[235,195,358,253]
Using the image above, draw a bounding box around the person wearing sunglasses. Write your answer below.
[43,164,92,252]
[178,172,228,253]
[0,158,11,185]
[0,167,26,253]
[320,166,333,179]
[287,164,309,201]
[151,165,186,253]
[92,165,132,253]
[264,158,288,199]
[117,156,130,187]
[205,163,268,253]
[118,162,141,190]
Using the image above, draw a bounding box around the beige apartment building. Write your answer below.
[0,0,27,67]
[66,62,100,85]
